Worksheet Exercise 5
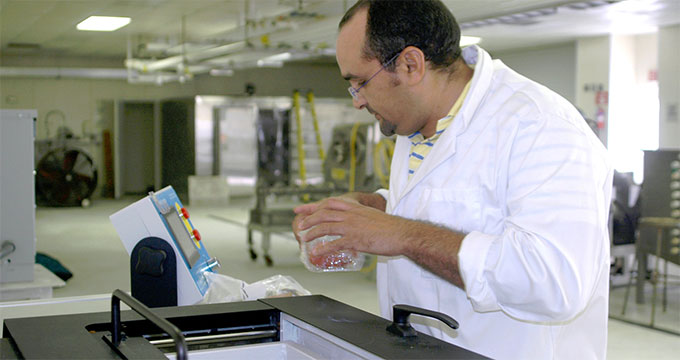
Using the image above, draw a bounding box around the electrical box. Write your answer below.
[0,110,37,283]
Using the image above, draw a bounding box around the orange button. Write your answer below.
[192,229,201,241]
[181,207,190,219]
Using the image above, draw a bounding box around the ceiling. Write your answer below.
[1,0,679,76]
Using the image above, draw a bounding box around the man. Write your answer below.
[293,1,613,359]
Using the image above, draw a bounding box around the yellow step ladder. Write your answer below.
[292,89,325,192]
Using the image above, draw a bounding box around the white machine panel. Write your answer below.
[0,109,37,283]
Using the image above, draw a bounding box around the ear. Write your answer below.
[400,46,426,85]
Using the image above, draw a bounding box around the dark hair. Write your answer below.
[339,0,462,73]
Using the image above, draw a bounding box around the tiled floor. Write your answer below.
[609,282,680,335]
[9,196,680,358]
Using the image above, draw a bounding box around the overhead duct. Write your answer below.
[123,0,340,84]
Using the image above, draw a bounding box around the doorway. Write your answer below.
[114,100,159,197]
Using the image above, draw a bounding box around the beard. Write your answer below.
[379,117,397,136]
[371,76,401,136]
[367,104,397,136]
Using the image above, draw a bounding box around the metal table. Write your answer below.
[622,217,680,327]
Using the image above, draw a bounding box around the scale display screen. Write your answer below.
[164,212,200,268]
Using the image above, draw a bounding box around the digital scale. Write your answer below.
[110,186,218,306]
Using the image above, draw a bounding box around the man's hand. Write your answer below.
[293,196,407,257]
[291,192,466,288]
[292,192,385,246]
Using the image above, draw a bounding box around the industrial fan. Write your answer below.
[36,148,98,207]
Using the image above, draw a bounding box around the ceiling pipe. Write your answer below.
[125,41,248,73]
[0,67,130,79]
[0,66,187,86]
[127,73,181,85]
[124,0,331,79]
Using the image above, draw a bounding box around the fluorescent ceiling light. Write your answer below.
[256,59,284,68]
[210,69,235,77]
[460,36,482,46]
[261,52,293,62]
[77,16,131,31]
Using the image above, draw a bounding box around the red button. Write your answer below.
[192,229,201,241]
[181,207,189,219]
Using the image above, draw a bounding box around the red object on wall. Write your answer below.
[648,70,658,81]
[596,107,606,129]
[595,91,608,106]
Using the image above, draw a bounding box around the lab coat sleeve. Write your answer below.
[458,111,612,323]
[375,188,389,202]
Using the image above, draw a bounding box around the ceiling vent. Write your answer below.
[460,0,623,30]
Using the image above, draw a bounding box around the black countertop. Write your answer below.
[3,295,487,359]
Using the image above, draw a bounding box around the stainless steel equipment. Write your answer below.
[247,184,341,266]
[193,96,373,193]
[158,96,370,200]
[323,122,380,193]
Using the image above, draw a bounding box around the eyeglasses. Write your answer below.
[347,52,401,100]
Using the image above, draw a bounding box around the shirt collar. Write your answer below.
[408,77,472,145]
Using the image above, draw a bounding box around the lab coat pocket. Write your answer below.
[420,187,483,234]
[419,187,483,280]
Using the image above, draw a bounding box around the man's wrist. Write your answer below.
[398,219,466,288]
[354,192,387,211]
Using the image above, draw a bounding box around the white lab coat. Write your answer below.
[376,46,613,360]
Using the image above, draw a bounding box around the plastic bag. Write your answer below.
[243,274,311,300]
[198,272,246,304]
[198,272,310,304]
[299,231,365,272]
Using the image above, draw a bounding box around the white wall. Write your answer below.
[576,36,611,146]
[493,42,577,104]
[1,60,347,142]
[1,76,200,197]
[0,77,196,140]
[658,24,680,149]
[607,33,663,183]
[1,55,348,198]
